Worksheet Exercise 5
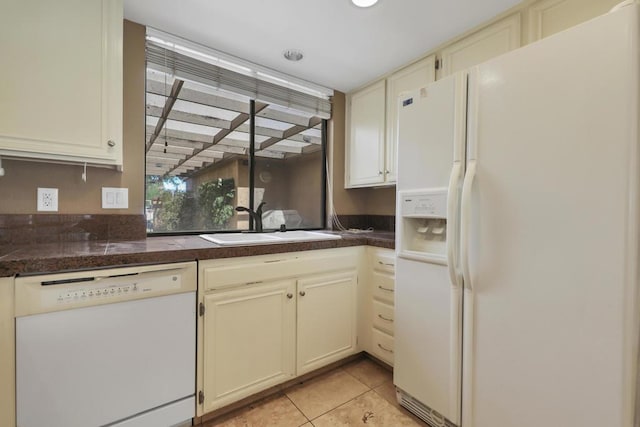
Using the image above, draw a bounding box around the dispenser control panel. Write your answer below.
[401,190,447,218]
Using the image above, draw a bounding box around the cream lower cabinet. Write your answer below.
[0,277,15,427]
[0,0,123,168]
[297,271,358,375]
[201,279,296,414]
[197,247,361,415]
[366,248,396,366]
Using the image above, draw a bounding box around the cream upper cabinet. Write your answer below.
[347,80,387,187]
[527,0,620,42]
[385,56,436,184]
[201,279,296,413]
[297,270,358,375]
[0,0,123,168]
[437,13,521,79]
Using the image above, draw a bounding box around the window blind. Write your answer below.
[146,30,332,119]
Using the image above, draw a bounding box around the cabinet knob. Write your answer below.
[385,170,390,174]
[286,293,293,299]
[299,291,306,297]
[378,171,383,175]
[107,140,116,147]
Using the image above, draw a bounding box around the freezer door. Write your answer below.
[396,73,466,191]
[394,74,467,425]
[461,5,639,427]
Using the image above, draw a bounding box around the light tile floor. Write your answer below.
[203,357,426,427]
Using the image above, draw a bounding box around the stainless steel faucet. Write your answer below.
[235,202,266,232]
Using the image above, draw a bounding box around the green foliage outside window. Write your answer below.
[147,176,236,232]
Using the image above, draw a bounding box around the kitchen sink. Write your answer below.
[199,230,341,246]
[271,230,341,241]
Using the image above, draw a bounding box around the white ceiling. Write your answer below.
[124,0,522,93]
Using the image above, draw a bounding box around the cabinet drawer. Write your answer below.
[372,253,395,274]
[372,271,395,303]
[202,250,359,292]
[372,300,394,335]
[371,328,394,366]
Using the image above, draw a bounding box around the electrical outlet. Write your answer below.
[37,188,58,212]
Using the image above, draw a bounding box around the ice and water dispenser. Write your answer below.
[398,189,448,262]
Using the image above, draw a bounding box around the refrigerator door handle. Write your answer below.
[460,160,477,291]
[446,162,463,288]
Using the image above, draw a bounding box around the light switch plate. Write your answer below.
[102,187,129,209]
[37,188,58,212]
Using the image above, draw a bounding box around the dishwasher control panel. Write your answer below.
[56,281,142,303]
[14,262,197,317]
[47,274,180,306]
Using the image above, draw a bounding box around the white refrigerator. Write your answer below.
[394,3,640,427]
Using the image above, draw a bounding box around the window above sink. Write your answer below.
[144,30,332,236]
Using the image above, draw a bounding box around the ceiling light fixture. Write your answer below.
[352,0,378,7]
[284,49,304,62]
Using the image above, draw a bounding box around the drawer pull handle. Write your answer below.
[378,343,394,353]
[377,314,393,322]
[378,261,395,267]
[287,293,293,299]
[246,281,263,286]
[378,285,394,292]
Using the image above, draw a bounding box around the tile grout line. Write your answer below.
[341,363,391,391]
[308,388,373,423]
[284,392,312,425]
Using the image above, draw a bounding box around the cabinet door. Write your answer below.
[297,270,358,374]
[527,0,619,42]
[0,0,123,167]
[202,280,296,413]
[438,13,521,79]
[347,80,386,187]
[386,56,436,184]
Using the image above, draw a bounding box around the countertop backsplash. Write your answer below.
[0,214,146,246]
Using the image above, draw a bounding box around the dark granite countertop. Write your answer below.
[0,231,395,277]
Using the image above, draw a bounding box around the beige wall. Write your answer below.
[286,151,323,226]
[0,20,146,215]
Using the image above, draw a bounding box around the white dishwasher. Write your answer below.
[14,262,197,427]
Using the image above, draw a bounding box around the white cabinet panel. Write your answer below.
[297,270,358,374]
[527,0,619,42]
[386,56,436,184]
[0,0,123,167]
[438,14,521,79]
[202,280,296,412]
[347,80,386,187]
